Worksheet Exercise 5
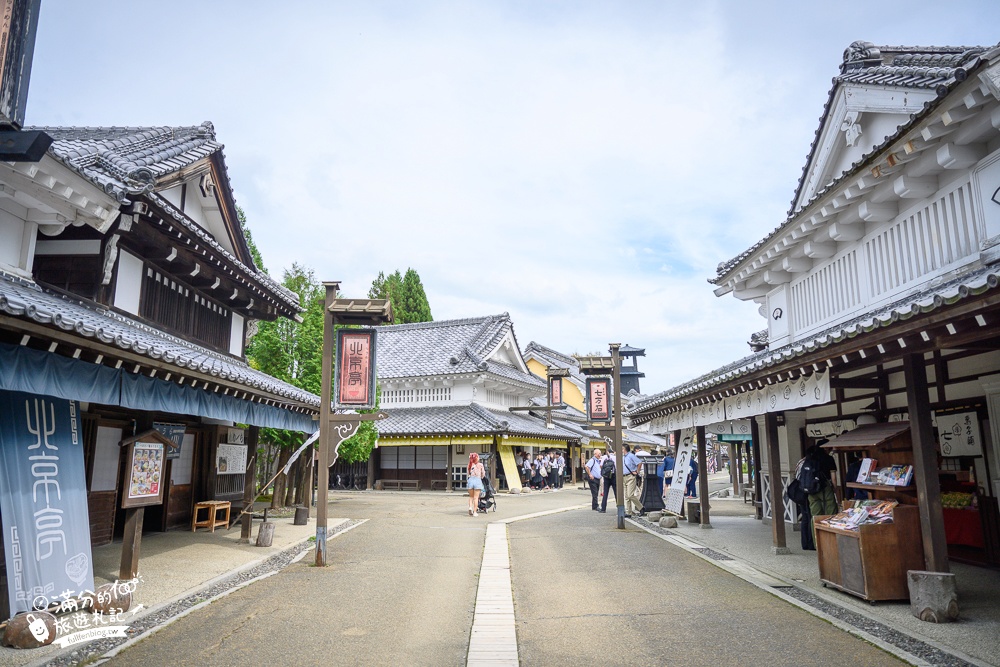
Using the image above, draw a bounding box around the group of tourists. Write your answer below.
[520,451,565,490]
[584,444,660,516]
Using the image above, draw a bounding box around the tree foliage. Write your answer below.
[368,268,432,324]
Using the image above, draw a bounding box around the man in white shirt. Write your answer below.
[585,449,604,510]
[555,452,566,488]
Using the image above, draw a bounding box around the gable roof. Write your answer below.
[376,314,543,386]
[522,341,587,388]
[377,402,587,441]
[712,41,996,285]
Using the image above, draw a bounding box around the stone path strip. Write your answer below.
[466,504,587,667]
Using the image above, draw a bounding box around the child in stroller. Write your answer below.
[478,473,497,513]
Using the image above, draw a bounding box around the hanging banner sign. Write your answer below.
[549,376,562,406]
[0,390,95,614]
[936,411,982,457]
[153,422,186,460]
[586,377,611,422]
[335,328,378,410]
[664,428,696,514]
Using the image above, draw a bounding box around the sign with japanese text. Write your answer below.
[549,376,562,405]
[335,328,378,410]
[217,443,247,475]
[153,422,186,460]
[122,441,165,508]
[664,428,696,514]
[936,411,982,457]
[0,390,95,614]
[586,377,610,422]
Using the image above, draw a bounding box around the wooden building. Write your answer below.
[373,315,591,491]
[0,123,319,617]
[628,42,1000,572]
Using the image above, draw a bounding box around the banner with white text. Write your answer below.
[0,390,94,614]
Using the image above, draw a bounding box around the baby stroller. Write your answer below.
[478,473,497,513]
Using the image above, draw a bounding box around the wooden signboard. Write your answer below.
[549,375,562,405]
[335,328,378,410]
[121,440,166,508]
[586,377,611,422]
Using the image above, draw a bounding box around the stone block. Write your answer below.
[646,511,662,522]
[659,516,678,528]
[2,611,56,648]
[908,570,959,623]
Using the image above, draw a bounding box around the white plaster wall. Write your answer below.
[0,212,25,272]
[113,250,144,315]
[229,312,245,356]
[160,185,183,209]
[974,149,1000,242]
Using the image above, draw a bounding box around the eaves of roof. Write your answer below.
[712,42,997,285]
[145,193,300,313]
[376,402,585,441]
[629,260,1000,419]
[0,273,319,409]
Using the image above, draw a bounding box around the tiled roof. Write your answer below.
[522,341,587,387]
[630,260,1000,419]
[0,272,319,408]
[713,41,996,284]
[377,402,586,441]
[376,314,543,387]
[32,123,222,201]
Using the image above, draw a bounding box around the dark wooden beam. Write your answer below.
[902,353,949,573]
[765,412,789,554]
[697,425,710,528]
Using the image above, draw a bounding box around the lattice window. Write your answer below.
[790,251,861,332]
[484,389,519,407]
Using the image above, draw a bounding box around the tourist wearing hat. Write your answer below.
[585,448,604,510]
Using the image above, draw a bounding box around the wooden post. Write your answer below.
[315,282,337,567]
[446,443,453,492]
[240,426,259,542]
[570,445,577,484]
[903,353,949,573]
[765,412,788,554]
[697,425,711,528]
[119,507,144,580]
[304,446,314,510]
[733,440,743,493]
[751,420,763,520]
[611,344,625,529]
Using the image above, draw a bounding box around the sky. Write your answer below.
[24,1,1000,396]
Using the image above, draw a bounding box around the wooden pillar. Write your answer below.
[119,508,144,579]
[903,353,949,573]
[315,283,337,567]
[446,443,453,492]
[751,420,763,519]
[570,445,577,484]
[731,441,740,496]
[304,445,314,510]
[765,412,788,553]
[696,425,711,528]
[240,426,259,542]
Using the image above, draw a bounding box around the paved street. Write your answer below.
[102,489,904,667]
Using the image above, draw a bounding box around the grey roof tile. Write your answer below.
[377,402,586,441]
[376,314,543,387]
[0,273,319,408]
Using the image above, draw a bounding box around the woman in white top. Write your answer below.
[467,452,486,516]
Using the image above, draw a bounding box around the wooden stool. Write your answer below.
[192,500,231,532]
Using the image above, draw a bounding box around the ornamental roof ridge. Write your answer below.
[523,341,579,367]
[377,313,501,332]
[710,40,996,285]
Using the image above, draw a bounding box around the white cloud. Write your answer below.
[25,0,1000,393]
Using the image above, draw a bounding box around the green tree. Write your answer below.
[368,267,432,324]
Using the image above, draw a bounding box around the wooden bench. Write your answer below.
[429,480,450,491]
[381,480,421,491]
[192,500,231,532]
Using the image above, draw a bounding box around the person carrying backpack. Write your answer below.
[797,444,839,542]
[585,448,604,510]
[599,451,617,513]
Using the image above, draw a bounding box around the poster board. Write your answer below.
[217,443,247,475]
[122,440,166,508]
[936,411,982,456]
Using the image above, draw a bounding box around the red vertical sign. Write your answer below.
[549,376,562,405]
[587,377,610,422]
[335,330,376,408]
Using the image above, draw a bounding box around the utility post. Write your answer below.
[611,343,625,530]
[316,286,392,567]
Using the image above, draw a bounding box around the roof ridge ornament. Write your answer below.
[843,41,882,70]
